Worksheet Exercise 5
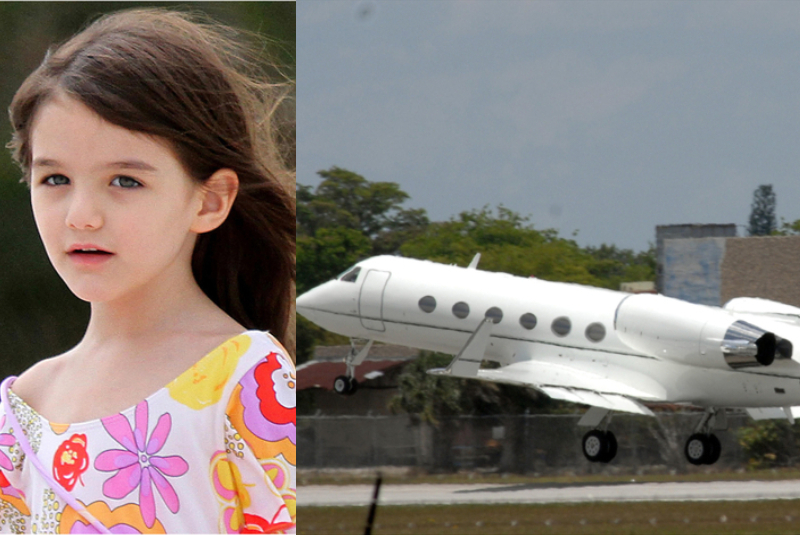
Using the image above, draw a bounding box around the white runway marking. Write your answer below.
[302,480,800,507]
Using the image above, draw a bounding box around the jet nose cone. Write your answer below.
[295,288,316,314]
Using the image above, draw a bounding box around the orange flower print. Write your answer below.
[53,434,89,491]
[240,511,295,534]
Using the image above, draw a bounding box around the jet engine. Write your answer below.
[615,294,792,370]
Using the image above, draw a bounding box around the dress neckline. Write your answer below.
[7,329,256,430]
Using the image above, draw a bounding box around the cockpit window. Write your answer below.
[339,267,361,283]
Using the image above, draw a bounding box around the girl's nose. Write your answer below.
[65,190,104,230]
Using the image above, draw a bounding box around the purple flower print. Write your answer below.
[95,401,188,528]
[0,416,16,471]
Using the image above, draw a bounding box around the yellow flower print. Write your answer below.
[58,500,165,533]
[210,450,255,533]
[168,334,251,410]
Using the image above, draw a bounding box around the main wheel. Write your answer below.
[705,434,721,465]
[582,430,608,463]
[602,431,617,463]
[685,433,710,465]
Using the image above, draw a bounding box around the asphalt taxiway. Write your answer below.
[303,480,800,507]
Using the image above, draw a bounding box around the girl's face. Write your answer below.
[29,94,205,304]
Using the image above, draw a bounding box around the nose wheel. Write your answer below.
[333,375,358,395]
[582,429,617,463]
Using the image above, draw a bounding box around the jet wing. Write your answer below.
[427,318,665,417]
[475,359,663,416]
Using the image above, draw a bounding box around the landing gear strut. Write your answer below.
[332,339,374,396]
[684,408,725,465]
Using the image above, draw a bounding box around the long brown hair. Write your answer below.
[7,9,296,356]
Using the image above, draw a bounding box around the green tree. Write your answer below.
[296,167,428,364]
[298,167,428,247]
[400,206,654,289]
[748,184,777,236]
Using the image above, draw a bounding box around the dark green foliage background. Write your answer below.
[0,2,294,377]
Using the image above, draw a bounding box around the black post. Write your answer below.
[364,472,382,535]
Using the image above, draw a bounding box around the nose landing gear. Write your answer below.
[332,339,374,396]
[333,375,358,395]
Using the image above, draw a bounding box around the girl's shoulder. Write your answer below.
[165,330,294,414]
[7,354,69,412]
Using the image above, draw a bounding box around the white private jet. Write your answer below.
[296,254,800,465]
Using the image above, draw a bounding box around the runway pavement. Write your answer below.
[302,479,800,507]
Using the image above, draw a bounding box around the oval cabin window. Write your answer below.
[419,296,436,313]
[452,301,470,319]
[519,313,537,330]
[585,322,606,342]
[551,316,571,336]
[485,307,503,324]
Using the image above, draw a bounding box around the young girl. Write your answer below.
[0,8,296,534]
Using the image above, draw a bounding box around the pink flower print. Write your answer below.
[0,416,16,472]
[95,401,188,528]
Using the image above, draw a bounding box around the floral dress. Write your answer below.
[0,331,296,534]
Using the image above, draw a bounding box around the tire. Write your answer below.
[685,433,709,465]
[601,431,617,463]
[705,434,721,465]
[345,377,359,396]
[333,375,350,395]
[582,430,607,463]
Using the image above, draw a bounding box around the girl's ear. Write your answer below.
[191,169,239,234]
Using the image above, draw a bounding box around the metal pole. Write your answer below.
[364,472,382,535]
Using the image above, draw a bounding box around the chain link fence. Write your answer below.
[300,412,755,474]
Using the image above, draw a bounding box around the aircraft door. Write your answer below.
[359,269,391,331]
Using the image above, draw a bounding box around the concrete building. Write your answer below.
[657,224,800,308]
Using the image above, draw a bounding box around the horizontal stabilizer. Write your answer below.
[539,387,654,416]
[428,318,494,378]
[725,297,800,325]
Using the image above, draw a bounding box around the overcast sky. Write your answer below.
[298,1,800,251]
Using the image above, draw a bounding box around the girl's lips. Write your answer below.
[67,251,114,267]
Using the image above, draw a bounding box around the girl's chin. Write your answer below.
[64,283,124,304]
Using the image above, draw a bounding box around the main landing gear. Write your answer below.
[579,407,617,463]
[684,408,725,465]
[333,339,374,396]
[582,429,617,463]
[684,433,721,465]
[578,406,727,465]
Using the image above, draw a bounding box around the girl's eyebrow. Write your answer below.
[107,160,159,173]
[31,158,159,172]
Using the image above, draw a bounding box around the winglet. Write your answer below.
[467,253,481,270]
[428,318,494,378]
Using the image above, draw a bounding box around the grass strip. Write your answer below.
[300,500,800,535]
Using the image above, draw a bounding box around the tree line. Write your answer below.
[297,166,657,367]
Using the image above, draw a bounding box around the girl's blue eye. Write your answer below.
[44,174,70,186]
[111,176,142,188]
